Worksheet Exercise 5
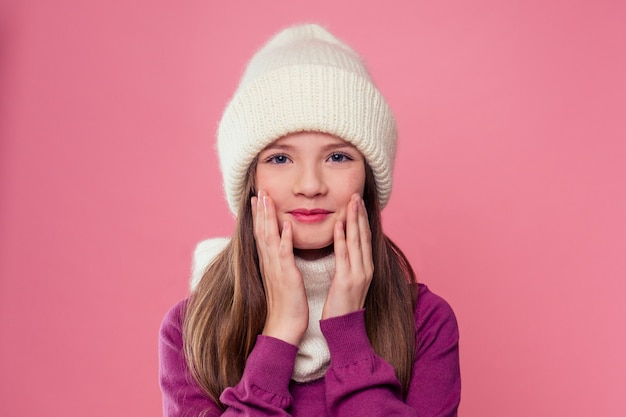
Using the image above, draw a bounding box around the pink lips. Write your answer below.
[288,208,332,223]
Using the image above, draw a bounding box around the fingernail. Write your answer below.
[263,195,267,208]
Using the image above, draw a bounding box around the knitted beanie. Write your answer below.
[217,23,397,215]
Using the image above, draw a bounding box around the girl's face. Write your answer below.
[255,132,366,255]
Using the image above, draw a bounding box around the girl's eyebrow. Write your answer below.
[321,142,356,151]
[262,143,294,151]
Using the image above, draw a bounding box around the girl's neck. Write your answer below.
[293,245,334,261]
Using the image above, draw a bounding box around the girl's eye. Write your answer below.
[266,154,290,164]
[328,152,352,163]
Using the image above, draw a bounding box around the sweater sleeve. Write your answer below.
[219,335,298,415]
[159,300,221,416]
[159,300,299,417]
[320,284,460,417]
[406,285,461,416]
[321,310,418,416]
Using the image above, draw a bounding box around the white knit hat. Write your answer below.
[217,23,397,215]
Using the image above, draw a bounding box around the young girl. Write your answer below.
[159,24,460,416]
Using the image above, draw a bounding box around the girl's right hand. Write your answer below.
[252,191,309,346]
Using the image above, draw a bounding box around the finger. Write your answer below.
[252,193,268,268]
[251,195,260,247]
[262,194,281,247]
[333,220,348,275]
[345,194,363,268]
[252,194,262,246]
[251,195,258,234]
[279,220,294,261]
[357,196,374,277]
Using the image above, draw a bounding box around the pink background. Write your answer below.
[1,1,625,416]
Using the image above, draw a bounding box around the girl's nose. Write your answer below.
[293,165,328,197]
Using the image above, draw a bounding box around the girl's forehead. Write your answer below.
[265,132,355,149]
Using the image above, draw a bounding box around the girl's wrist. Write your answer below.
[262,323,305,347]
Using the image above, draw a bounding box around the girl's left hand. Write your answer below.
[322,193,374,319]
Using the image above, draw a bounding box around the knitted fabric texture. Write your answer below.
[217,23,397,215]
[292,253,334,382]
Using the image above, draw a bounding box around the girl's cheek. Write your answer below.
[336,208,347,225]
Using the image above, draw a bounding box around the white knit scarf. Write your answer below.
[292,253,335,382]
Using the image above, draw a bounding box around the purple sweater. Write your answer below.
[159,284,460,416]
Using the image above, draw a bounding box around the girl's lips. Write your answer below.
[288,209,332,223]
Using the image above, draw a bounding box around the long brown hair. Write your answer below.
[183,162,418,409]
